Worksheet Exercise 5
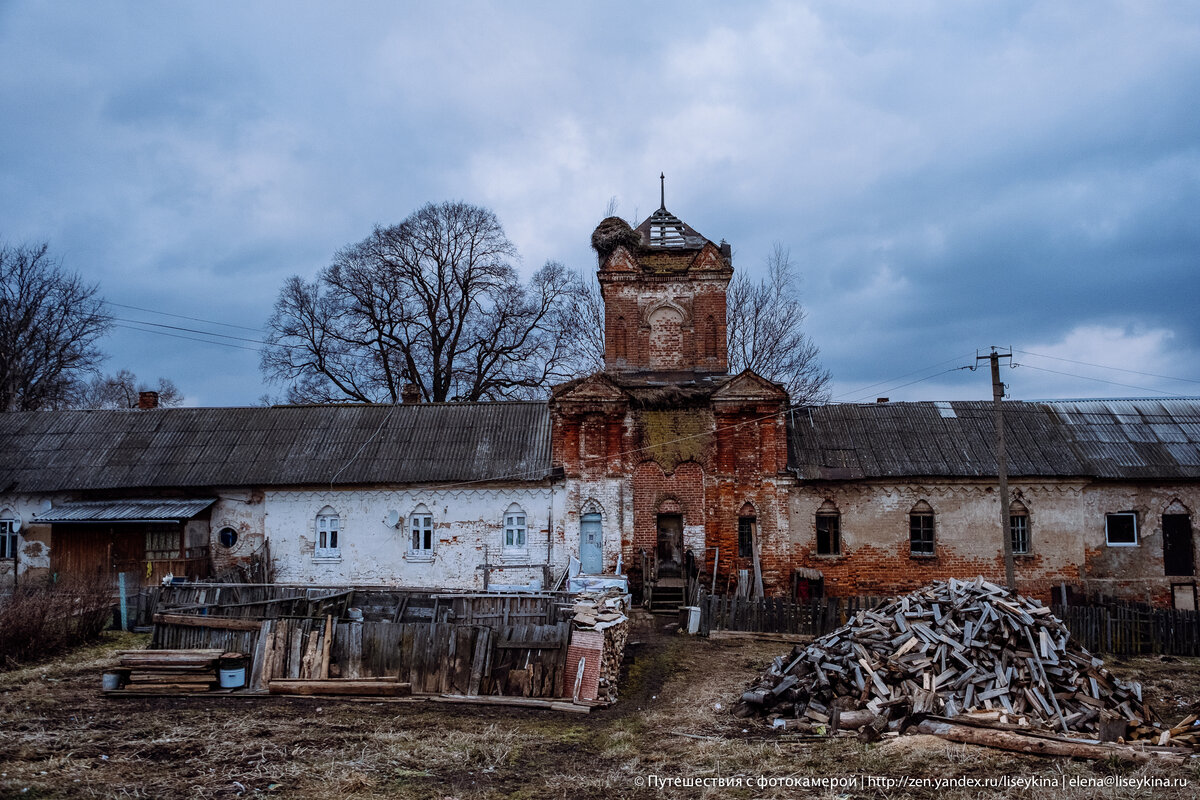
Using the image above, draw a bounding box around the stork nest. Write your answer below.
[591,216,642,258]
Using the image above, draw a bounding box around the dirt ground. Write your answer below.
[2,615,1200,799]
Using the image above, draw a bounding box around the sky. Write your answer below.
[1,1,1198,407]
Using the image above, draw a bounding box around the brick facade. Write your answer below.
[549,205,1199,608]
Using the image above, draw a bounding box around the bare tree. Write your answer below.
[76,369,183,409]
[262,202,593,403]
[0,241,110,411]
[727,244,831,404]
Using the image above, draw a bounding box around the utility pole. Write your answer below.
[978,348,1016,592]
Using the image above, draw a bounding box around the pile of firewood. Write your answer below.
[735,578,1189,745]
[569,589,630,705]
[114,649,225,692]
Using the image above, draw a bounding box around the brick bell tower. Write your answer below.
[591,174,733,376]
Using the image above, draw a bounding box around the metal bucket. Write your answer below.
[346,607,363,622]
[218,666,246,689]
[101,672,123,691]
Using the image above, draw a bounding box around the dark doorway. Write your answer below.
[656,514,683,579]
[1163,514,1195,576]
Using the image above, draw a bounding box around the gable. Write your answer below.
[711,370,788,402]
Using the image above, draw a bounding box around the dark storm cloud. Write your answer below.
[0,1,1196,404]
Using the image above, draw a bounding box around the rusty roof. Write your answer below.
[0,402,552,493]
[34,498,217,522]
[634,207,709,250]
[788,398,1200,481]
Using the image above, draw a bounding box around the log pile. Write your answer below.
[569,589,630,705]
[734,578,1189,746]
[114,649,225,692]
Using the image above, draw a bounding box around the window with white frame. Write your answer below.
[504,503,527,550]
[1009,500,1030,555]
[315,506,340,556]
[410,504,434,554]
[0,510,17,560]
[1106,512,1138,547]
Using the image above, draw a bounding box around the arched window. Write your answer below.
[1009,500,1030,555]
[737,502,756,560]
[410,504,434,554]
[315,506,340,555]
[816,500,841,556]
[0,508,18,560]
[504,503,527,550]
[909,500,935,556]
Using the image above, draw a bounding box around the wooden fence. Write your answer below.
[144,583,576,698]
[697,592,1200,657]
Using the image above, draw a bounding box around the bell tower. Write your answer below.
[590,176,733,376]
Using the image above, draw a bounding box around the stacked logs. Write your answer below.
[569,589,630,705]
[735,578,1181,744]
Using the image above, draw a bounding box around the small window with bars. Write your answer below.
[737,517,755,559]
[1010,501,1031,555]
[909,503,935,556]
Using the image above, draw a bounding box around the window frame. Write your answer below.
[0,517,16,560]
[815,512,841,556]
[408,505,434,557]
[909,507,935,556]
[1009,511,1030,555]
[315,508,340,558]
[737,516,755,560]
[1105,512,1138,547]
[503,505,527,551]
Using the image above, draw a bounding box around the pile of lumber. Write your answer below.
[268,676,412,697]
[114,649,225,692]
[595,620,629,705]
[735,577,1183,746]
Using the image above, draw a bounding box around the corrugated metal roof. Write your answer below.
[34,498,216,522]
[789,399,1200,480]
[0,402,552,493]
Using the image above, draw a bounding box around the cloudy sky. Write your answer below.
[1,1,1197,406]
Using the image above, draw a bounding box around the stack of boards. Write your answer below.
[111,649,229,693]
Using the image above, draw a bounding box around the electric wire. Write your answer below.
[105,301,264,332]
[1015,349,1200,386]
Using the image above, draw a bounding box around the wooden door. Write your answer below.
[580,514,602,574]
[1163,514,1195,576]
[656,514,683,578]
[50,524,112,582]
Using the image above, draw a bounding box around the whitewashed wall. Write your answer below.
[0,493,59,583]
[265,484,569,589]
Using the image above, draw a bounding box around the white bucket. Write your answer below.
[218,666,246,689]
[101,672,122,691]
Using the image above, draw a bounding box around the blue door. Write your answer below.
[580,513,602,574]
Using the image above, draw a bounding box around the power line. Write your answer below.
[1013,363,1190,397]
[833,352,977,402]
[112,323,261,353]
[105,301,264,333]
[111,317,268,345]
[846,366,972,404]
[1015,349,1200,386]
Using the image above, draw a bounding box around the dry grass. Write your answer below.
[0,622,1199,798]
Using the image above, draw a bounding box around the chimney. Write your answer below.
[137,391,160,410]
[876,397,889,404]
[401,384,421,404]
[719,239,732,262]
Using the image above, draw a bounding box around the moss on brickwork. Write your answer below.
[639,410,712,472]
